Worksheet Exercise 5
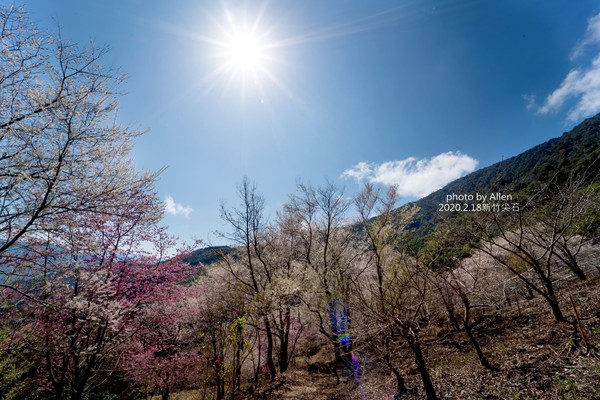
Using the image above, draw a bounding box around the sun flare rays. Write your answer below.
[170,2,421,109]
[198,6,284,105]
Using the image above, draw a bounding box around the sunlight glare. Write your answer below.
[224,30,266,72]
[193,4,314,109]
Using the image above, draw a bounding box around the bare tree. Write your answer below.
[217,177,278,381]
[268,214,306,373]
[372,251,438,400]
[282,182,358,382]
[541,173,600,281]
[423,221,499,369]
[352,184,438,399]
[353,184,409,396]
[444,259,495,370]
[467,208,567,321]
[466,174,600,322]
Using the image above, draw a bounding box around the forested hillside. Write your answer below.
[400,114,600,249]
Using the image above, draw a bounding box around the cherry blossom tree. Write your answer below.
[124,285,204,400]
[0,5,159,300]
[0,6,195,399]
[2,205,192,400]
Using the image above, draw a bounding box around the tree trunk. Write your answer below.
[53,383,65,400]
[542,280,565,322]
[332,338,342,384]
[462,298,492,369]
[549,298,565,322]
[438,286,461,331]
[384,353,408,395]
[384,335,408,395]
[408,330,437,400]
[71,381,88,400]
[566,258,586,281]
[556,241,586,281]
[231,323,243,400]
[279,334,289,373]
[216,377,225,400]
[279,308,291,373]
[254,338,262,385]
[264,317,277,380]
[212,331,225,400]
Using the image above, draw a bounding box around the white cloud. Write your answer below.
[342,161,372,181]
[533,11,600,121]
[523,93,537,112]
[536,55,600,121]
[571,12,600,60]
[342,152,479,198]
[165,195,193,218]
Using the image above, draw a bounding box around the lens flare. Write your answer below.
[327,300,365,399]
[338,332,351,347]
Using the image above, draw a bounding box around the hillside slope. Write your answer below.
[401,113,600,247]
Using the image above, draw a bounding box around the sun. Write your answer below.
[192,5,296,103]
[223,30,267,73]
[176,3,404,105]
[207,8,278,89]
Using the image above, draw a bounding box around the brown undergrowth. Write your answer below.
[257,274,600,400]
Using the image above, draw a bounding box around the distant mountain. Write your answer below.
[399,113,600,248]
[183,246,233,267]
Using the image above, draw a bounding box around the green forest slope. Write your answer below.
[400,113,600,248]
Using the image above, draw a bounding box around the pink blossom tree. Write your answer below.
[0,6,198,399]
[3,207,193,400]
[123,285,204,400]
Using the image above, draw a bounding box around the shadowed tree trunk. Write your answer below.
[408,329,437,400]
[461,298,493,369]
[264,317,277,380]
[384,337,409,396]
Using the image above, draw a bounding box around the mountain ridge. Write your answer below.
[398,113,600,246]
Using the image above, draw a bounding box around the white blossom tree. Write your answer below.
[0,6,160,292]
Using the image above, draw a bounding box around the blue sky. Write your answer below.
[18,0,600,245]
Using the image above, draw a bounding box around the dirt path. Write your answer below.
[267,369,356,400]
